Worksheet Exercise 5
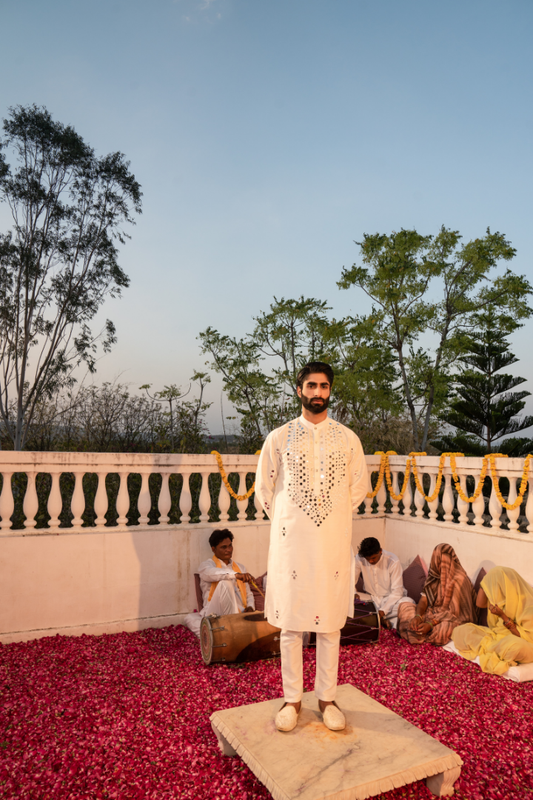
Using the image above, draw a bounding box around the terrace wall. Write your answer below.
[1,452,533,644]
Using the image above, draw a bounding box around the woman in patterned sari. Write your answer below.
[398,543,477,646]
[452,566,533,674]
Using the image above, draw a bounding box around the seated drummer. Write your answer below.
[354,537,414,630]
[198,528,256,616]
[183,529,256,637]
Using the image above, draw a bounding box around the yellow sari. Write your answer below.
[452,566,533,675]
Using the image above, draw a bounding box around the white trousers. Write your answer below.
[280,629,341,703]
[183,582,240,638]
[201,581,240,617]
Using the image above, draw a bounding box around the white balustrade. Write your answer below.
[0,472,14,531]
[0,452,530,540]
[441,474,455,522]
[158,473,171,525]
[198,472,212,523]
[47,472,63,529]
[427,471,439,521]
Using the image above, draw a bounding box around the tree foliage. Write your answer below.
[432,308,533,456]
[338,226,532,449]
[200,296,405,451]
[0,104,142,449]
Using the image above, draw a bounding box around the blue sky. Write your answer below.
[1,0,532,431]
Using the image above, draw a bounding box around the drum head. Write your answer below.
[200,616,215,665]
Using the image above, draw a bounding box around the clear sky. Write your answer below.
[1,0,532,432]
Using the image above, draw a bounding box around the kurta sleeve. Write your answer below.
[380,558,405,616]
[198,560,235,584]
[254,430,280,519]
[348,434,369,512]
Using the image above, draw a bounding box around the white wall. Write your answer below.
[3,513,533,644]
[0,521,271,644]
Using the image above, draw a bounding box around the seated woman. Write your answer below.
[398,543,477,646]
[452,566,533,675]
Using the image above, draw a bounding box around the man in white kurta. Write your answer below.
[183,529,255,637]
[354,537,414,630]
[255,362,369,732]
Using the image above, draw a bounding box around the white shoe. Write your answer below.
[275,703,299,732]
[322,703,345,731]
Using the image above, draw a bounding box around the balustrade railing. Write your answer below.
[368,454,533,535]
[0,452,531,536]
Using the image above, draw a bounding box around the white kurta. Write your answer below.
[354,550,412,618]
[255,415,369,632]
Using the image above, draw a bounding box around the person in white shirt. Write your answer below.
[255,362,369,733]
[183,529,255,636]
[354,537,414,630]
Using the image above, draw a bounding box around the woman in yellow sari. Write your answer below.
[452,566,533,675]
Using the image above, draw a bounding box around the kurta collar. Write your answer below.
[298,414,330,431]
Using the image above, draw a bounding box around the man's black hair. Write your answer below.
[296,362,334,389]
[358,537,381,558]
[209,529,234,549]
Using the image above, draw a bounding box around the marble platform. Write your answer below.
[210,684,463,799]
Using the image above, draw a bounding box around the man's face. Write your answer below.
[212,537,233,564]
[364,549,382,566]
[297,372,331,415]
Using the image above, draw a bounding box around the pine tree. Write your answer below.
[433,309,533,456]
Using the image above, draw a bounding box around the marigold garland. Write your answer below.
[369,451,533,511]
[212,450,261,501]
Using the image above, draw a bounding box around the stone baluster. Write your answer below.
[158,472,171,525]
[472,476,486,528]
[427,471,439,521]
[23,472,39,530]
[71,472,86,527]
[413,470,425,518]
[94,472,109,528]
[455,474,470,525]
[506,476,520,532]
[376,471,387,515]
[236,471,249,521]
[116,471,130,526]
[180,472,193,523]
[525,477,533,534]
[389,467,401,515]
[198,472,212,523]
[488,477,503,530]
[218,477,231,522]
[137,471,152,526]
[47,471,63,529]
[0,472,14,531]
[405,471,415,517]
[441,472,455,522]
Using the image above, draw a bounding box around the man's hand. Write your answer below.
[244,606,255,612]
[354,593,360,601]
[235,572,254,584]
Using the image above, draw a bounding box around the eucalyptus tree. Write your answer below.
[338,226,532,450]
[0,104,142,449]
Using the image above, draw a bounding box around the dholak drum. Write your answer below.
[308,600,380,647]
[200,611,281,666]
[340,600,381,645]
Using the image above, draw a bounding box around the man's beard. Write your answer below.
[300,393,330,415]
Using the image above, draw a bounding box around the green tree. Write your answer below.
[200,296,403,451]
[338,227,532,450]
[432,309,533,456]
[0,104,142,449]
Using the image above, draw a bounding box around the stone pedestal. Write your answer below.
[210,684,463,799]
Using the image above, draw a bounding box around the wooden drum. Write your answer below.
[308,600,381,647]
[200,611,281,666]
